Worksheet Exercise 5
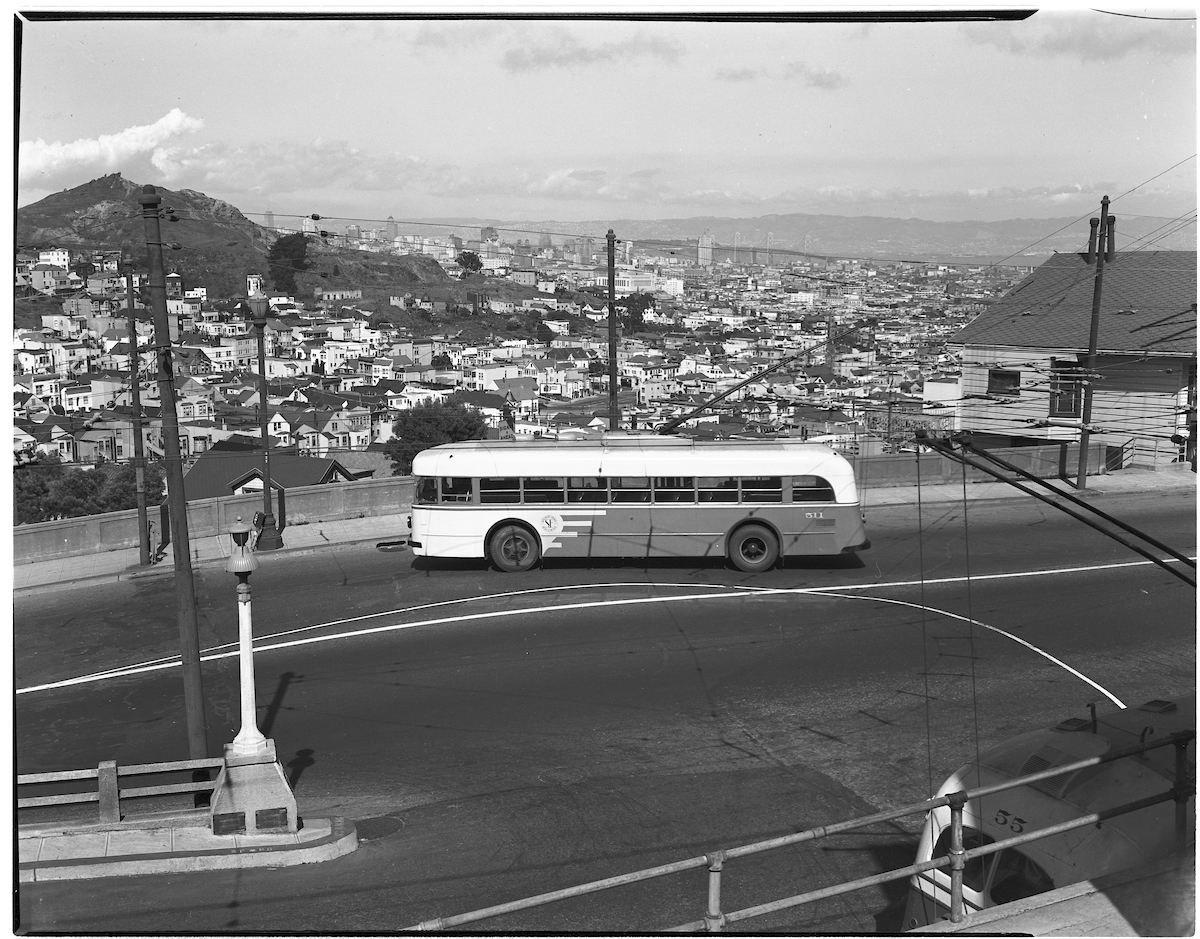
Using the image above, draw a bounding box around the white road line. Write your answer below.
[814,592,1126,708]
[17,559,1165,697]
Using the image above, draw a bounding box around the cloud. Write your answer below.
[715,67,764,82]
[409,22,497,51]
[148,138,428,195]
[500,31,682,72]
[19,109,204,185]
[962,10,1196,61]
[781,61,847,89]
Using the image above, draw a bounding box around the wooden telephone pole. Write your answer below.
[139,184,209,759]
[607,229,619,430]
[1075,196,1115,490]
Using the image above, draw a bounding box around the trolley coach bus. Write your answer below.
[408,436,869,572]
[904,693,1196,930]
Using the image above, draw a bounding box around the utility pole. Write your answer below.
[139,184,209,759]
[1075,196,1115,490]
[125,265,151,567]
[607,229,619,431]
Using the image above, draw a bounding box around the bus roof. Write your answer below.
[410,437,859,490]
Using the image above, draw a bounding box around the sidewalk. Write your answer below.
[13,463,1195,594]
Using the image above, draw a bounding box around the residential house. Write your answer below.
[456,390,508,427]
[493,377,540,420]
[950,250,1196,466]
[14,416,77,464]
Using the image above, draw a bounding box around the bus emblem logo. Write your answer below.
[541,514,563,533]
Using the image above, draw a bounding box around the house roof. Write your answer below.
[952,250,1196,355]
[457,390,506,411]
[181,445,355,501]
[493,377,539,400]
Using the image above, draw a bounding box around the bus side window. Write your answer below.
[791,475,835,502]
[932,826,996,893]
[654,476,695,503]
[480,477,521,503]
[415,477,438,504]
[698,476,738,503]
[568,477,608,503]
[988,849,1053,905]
[440,477,473,503]
[523,477,565,504]
[741,476,783,502]
[611,476,651,503]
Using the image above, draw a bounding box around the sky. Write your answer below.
[14,7,1198,229]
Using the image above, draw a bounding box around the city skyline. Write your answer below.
[15,10,1197,227]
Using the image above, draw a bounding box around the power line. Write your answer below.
[1093,8,1197,20]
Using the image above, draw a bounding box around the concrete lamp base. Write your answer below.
[210,739,298,836]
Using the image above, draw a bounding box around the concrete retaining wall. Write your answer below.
[14,476,416,564]
[852,442,1100,488]
[12,443,1100,564]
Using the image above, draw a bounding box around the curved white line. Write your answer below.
[23,558,1173,691]
[17,581,772,690]
[814,592,1126,708]
[19,565,1140,702]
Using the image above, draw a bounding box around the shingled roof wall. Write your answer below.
[952,251,1196,355]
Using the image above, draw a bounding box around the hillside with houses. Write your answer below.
[16,197,1194,513]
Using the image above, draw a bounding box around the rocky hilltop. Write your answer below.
[16,174,449,299]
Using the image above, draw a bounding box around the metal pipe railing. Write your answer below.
[669,788,1180,932]
[403,729,1193,932]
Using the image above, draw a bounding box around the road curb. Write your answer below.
[19,816,358,883]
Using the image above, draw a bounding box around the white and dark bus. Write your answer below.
[904,693,1196,929]
[407,436,869,572]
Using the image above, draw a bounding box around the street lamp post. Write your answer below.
[246,292,283,549]
[225,518,267,757]
[209,518,297,835]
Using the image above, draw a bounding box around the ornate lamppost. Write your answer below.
[247,292,283,549]
[209,518,297,835]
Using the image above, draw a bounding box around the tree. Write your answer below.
[267,233,311,295]
[430,353,453,368]
[536,323,556,344]
[456,251,483,277]
[13,454,62,524]
[384,398,487,475]
[13,458,166,524]
[619,292,654,331]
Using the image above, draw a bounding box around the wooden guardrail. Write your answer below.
[18,757,226,825]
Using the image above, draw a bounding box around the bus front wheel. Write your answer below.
[729,524,779,573]
[489,524,540,573]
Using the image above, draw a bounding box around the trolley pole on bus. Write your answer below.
[607,229,619,431]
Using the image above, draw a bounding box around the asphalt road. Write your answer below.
[15,491,1196,932]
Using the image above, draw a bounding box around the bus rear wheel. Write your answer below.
[729,524,779,573]
[489,524,540,573]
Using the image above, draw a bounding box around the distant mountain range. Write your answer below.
[19,176,1195,299]
[408,210,1195,262]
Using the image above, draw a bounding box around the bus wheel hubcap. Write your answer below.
[743,539,765,560]
[505,538,528,561]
